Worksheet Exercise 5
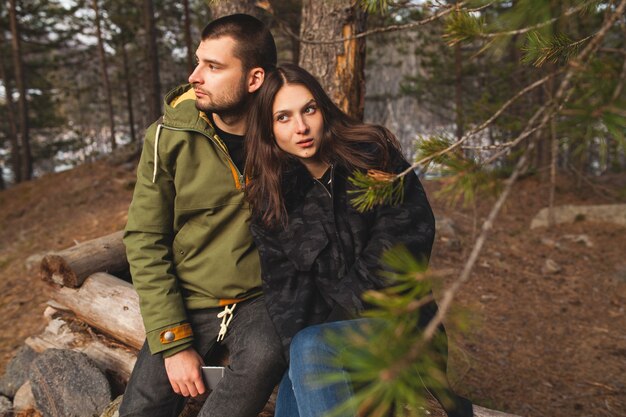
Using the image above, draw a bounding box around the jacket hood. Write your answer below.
[162,84,215,133]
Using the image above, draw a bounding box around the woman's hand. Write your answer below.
[164,347,206,397]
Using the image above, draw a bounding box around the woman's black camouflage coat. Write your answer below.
[250,148,473,417]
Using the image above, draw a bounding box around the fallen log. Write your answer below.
[47,272,144,350]
[40,231,128,287]
[25,307,137,381]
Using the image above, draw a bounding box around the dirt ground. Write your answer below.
[0,155,625,417]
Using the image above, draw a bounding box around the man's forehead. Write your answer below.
[196,36,238,59]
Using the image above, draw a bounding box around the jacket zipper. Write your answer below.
[313,165,347,275]
[160,125,245,187]
[312,164,333,199]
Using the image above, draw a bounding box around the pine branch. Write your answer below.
[522,32,593,67]
[376,0,626,382]
[348,170,405,213]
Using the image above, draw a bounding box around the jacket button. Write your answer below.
[164,331,175,342]
[179,250,184,255]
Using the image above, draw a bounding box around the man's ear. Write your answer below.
[247,68,265,93]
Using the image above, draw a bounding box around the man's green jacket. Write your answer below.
[124,85,262,357]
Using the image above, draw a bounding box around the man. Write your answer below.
[119,14,285,417]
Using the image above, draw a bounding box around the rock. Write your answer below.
[563,234,593,248]
[99,395,122,417]
[539,237,560,249]
[542,259,562,275]
[0,346,38,398]
[29,349,111,417]
[12,382,35,412]
[436,217,461,250]
[531,204,626,229]
[0,396,12,417]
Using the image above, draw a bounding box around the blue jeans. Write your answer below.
[275,319,376,417]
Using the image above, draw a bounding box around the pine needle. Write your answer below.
[348,169,405,212]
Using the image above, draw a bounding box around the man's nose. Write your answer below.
[188,66,201,85]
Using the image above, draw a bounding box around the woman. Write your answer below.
[245,64,472,417]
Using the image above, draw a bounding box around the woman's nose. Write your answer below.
[295,117,309,134]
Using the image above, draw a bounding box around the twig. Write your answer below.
[397,71,560,177]
[278,3,463,45]
[483,2,590,38]
[461,143,513,150]
[566,163,619,200]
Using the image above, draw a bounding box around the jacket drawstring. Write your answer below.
[152,124,163,183]
[216,303,237,342]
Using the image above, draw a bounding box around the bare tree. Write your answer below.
[93,0,116,150]
[0,28,22,183]
[183,0,194,75]
[299,0,367,119]
[8,0,32,180]
[121,44,136,142]
[144,0,161,121]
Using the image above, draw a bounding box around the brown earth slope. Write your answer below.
[0,156,625,417]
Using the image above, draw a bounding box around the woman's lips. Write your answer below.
[297,139,314,148]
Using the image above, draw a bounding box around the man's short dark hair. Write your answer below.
[202,14,277,72]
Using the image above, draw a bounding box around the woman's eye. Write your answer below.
[304,106,316,114]
[276,114,288,122]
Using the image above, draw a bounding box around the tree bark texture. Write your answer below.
[209,0,259,19]
[299,0,367,119]
[9,0,32,180]
[93,0,116,150]
[47,272,144,350]
[39,231,128,288]
[143,0,161,121]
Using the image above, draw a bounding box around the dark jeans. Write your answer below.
[119,296,286,417]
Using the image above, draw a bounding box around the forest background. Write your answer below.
[1,0,626,417]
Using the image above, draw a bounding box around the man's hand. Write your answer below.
[164,347,206,397]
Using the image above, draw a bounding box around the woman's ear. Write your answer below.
[247,68,265,93]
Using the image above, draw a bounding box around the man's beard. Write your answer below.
[194,76,250,120]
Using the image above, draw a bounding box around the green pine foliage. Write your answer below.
[348,170,405,213]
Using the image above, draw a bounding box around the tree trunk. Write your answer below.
[0,29,22,183]
[47,272,144,350]
[299,0,367,119]
[144,0,161,121]
[121,43,137,142]
[39,231,128,288]
[9,0,32,180]
[454,42,464,141]
[209,0,258,18]
[183,0,194,75]
[93,0,116,150]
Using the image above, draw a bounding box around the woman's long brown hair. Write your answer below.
[245,63,400,228]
